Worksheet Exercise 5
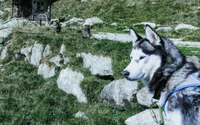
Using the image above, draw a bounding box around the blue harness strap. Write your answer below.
[163,73,200,114]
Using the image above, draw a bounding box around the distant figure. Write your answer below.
[82,26,92,38]
[55,21,61,33]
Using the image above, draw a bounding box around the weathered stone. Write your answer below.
[83,17,103,26]
[81,0,88,2]
[175,23,199,31]
[111,22,117,26]
[98,78,138,110]
[0,18,34,29]
[38,63,55,78]
[77,53,113,76]
[156,27,172,32]
[93,32,132,42]
[60,44,65,55]
[136,87,153,107]
[43,44,51,57]
[57,68,87,103]
[4,8,11,12]
[63,55,70,64]
[0,10,4,16]
[66,17,84,24]
[49,55,62,67]
[30,42,43,67]
[0,28,13,39]
[21,46,32,62]
[0,46,7,60]
[74,111,88,119]
[125,109,159,125]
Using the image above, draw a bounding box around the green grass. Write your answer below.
[0,0,200,124]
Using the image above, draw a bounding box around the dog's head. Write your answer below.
[123,25,165,86]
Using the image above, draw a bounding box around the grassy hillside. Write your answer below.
[0,0,200,124]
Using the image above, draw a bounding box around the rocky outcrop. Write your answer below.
[125,109,160,125]
[83,17,103,26]
[38,63,55,78]
[175,23,199,31]
[57,68,87,103]
[77,53,113,77]
[98,78,138,110]
[30,42,43,67]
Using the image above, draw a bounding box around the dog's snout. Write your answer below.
[123,70,130,78]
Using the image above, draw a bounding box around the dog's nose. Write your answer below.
[123,70,130,78]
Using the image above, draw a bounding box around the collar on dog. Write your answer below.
[163,73,200,113]
[150,101,164,125]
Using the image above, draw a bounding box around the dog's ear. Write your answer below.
[145,24,161,45]
[130,27,142,44]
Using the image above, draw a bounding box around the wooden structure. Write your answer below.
[12,0,59,21]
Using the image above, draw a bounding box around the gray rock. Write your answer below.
[0,28,13,40]
[60,44,65,55]
[43,44,51,58]
[0,46,7,60]
[156,27,172,32]
[4,8,11,12]
[0,10,4,16]
[175,24,199,31]
[66,17,84,24]
[74,111,88,119]
[98,78,138,110]
[83,17,103,26]
[21,46,32,62]
[30,42,43,67]
[93,32,132,43]
[136,87,153,107]
[0,18,34,29]
[49,55,62,67]
[57,68,87,103]
[38,63,55,78]
[0,19,3,24]
[81,0,88,2]
[77,53,113,76]
[125,109,160,125]
[111,22,117,26]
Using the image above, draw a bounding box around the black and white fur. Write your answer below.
[123,25,200,125]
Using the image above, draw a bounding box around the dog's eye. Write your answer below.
[130,56,133,60]
[139,56,146,60]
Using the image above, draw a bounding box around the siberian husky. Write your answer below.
[123,25,200,125]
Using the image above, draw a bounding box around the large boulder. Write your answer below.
[98,78,138,110]
[136,87,153,107]
[125,109,159,125]
[77,53,113,77]
[57,68,87,103]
